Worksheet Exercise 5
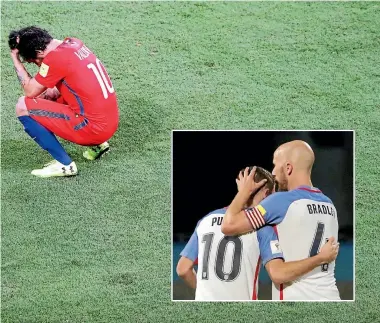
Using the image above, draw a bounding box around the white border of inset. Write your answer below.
[352,130,356,302]
[171,129,355,302]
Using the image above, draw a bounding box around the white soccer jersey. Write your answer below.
[180,208,280,301]
[245,186,341,301]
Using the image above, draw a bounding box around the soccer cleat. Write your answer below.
[83,142,110,161]
[31,160,78,178]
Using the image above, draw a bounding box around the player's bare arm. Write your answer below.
[265,237,339,285]
[176,256,197,289]
[11,49,46,98]
[222,167,267,236]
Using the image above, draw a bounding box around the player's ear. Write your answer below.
[286,163,293,176]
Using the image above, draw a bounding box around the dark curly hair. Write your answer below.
[8,26,53,61]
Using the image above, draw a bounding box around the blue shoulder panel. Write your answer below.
[258,191,299,224]
[257,225,284,266]
[258,186,334,225]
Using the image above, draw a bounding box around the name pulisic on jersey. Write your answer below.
[211,216,223,226]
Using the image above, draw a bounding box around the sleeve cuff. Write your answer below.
[180,252,197,262]
[34,74,51,88]
[262,255,284,266]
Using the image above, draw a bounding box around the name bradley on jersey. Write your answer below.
[307,203,335,217]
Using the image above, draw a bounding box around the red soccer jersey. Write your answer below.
[35,38,118,127]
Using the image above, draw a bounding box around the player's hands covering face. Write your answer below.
[236,166,267,195]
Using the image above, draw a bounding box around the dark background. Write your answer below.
[172,130,354,300]
[173,130,354,241]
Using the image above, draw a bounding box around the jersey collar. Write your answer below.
[296,185,322,193]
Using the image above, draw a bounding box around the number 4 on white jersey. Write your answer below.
[87,58,114,99]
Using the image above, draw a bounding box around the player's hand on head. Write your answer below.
[235,168,248,192]
[318,237,339,264]
[236,166,267,195]
[8,30,19,49]
[236,169,245,192]
[11,48,19,55]
[8,31,20,57]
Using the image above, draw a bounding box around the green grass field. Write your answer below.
[1,1,379,322]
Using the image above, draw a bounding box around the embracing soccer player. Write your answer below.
[8,26,119,177]
[223,141,341,300]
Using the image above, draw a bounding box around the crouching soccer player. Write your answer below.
[8,26,119,177]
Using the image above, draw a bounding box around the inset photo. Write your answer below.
[172,130,354,301]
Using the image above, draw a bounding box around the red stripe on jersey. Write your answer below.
[249,209,261,228]
[298,187,321,193]
[252,256,261,300]
[245,209,259,229]
[194,257,198,266]
[253,207,265,226]
[273,225,279,236]
[272,225,284,300]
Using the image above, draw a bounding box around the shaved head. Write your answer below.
[272,140,315,191]
[275,140,315,173]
